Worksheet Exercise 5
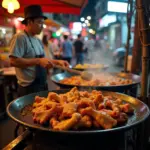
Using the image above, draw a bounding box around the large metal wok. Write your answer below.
[7,89,149,134]
[51,72,141,92]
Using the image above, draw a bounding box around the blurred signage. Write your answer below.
[70,22,82,33]
[99,14,117,28]
[107,1,128,13]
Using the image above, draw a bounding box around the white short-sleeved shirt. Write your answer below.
[9,32,44,87]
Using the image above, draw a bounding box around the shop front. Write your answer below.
[97,0,135,51]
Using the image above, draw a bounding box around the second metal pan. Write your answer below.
[51,72,141,92]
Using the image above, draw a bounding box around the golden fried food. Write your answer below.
[77,98,96,109]
[33,103,58,124]
[119,103,134,114]
[59,102,78,120]
[81,107,117,129]
[73,115,92,129]
[60,73,133,86]
[50,117,59,128]
[32,87,134,131]
[75,64,104,69]
[53,113,81,131]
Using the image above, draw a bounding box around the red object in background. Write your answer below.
[0,15,24,30]
[81,28,87,37]
[0,0,88,15]
[13,18,25,30]
[0,11,25,30]
[56,0,88,7]
[69,22,73,30]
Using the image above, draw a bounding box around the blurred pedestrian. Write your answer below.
[86,36,95,62]
[42,35,54,74]
[73,34,84,64]
[50,37,61,60]
[60,35,73,64]
[94,36,101,49]
[42,35,53,59]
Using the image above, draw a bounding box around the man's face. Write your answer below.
[30,17,44,34]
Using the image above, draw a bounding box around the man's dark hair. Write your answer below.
[78,34,81,38]
[64,35,68,40]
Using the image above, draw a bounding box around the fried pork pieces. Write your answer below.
[32,87,134,131]
[60,74,132,86]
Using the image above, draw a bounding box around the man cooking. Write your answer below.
[9,5,69,97]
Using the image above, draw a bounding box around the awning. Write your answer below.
[55,0,88,8]
[45,19,62,29]
[0,8,62,29]
[0,0,88,15]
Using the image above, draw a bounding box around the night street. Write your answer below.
[0,0,149,149]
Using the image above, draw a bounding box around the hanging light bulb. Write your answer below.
[8,2,14,13]
[8,9,14,13]
[2,0,20,14]
[2,0,10,9]
[13,0,20,10]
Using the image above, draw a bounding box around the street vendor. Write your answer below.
[9,5,69,97]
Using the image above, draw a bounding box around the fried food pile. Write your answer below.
[60,73,133,86]
[74,64,104,69]
[32,87,134,131]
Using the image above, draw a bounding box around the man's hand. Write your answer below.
[39,58,53,69]
[51,59,70,67]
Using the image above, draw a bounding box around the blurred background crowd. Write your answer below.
[0,0,134,71]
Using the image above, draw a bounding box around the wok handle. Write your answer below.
[54,65,81,75]
[2,130,31,150]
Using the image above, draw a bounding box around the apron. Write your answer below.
[18,31,47,97]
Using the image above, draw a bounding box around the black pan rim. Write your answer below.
[7,90,150,134]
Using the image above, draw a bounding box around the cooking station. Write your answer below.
[0,63,148,150]
[3,88,149,150]
[0,0,150,149]
[2,128,144,150]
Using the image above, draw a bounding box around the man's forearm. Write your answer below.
[10,57,40,68]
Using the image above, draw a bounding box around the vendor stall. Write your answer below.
[1,0,150,150]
